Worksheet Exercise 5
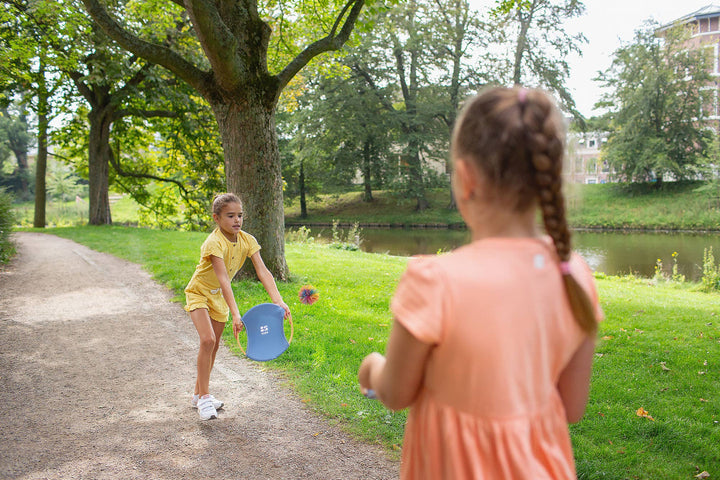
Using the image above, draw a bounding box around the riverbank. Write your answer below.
[285,181,720,232]
[36,226,720,478]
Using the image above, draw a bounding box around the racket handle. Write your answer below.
[364,389,377,400]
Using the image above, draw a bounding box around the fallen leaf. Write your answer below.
[341,403,348,407]
[699,371,707,375]
[636,407,655,421]
[597,412,605,417]
[694,472,710,479]
[602,335,613,340]
[349,338,356,344]
[368,337,374,341]
[313,432,321,437]
[595,353,604,358]
[704,360,708,366]
[700,398,708,402]
[635,328,644,334]
[659,362,671,371]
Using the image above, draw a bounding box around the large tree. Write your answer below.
[6,0,202,225]
[492,0,587,118]
[597,22,713,184]
[0,6,66,227]
[81,0,368,279]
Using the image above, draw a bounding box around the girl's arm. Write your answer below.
[556,335,596,423]
[358,320,433,411]
[210,255,244,337]
[250,251,291,319]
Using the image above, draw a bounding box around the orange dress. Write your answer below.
[391,237,602,480]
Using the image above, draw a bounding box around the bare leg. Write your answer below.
[209,318,226,374]
[190,309,216,397]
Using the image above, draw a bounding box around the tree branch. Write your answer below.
[108,146,190,196]
[67,71,95,105]
[276,0,365,95]
[79,0,215,99]
[112,109,179,121]
[183,0,246,91]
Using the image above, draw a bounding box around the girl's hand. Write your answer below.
[358,352,385,397]
[232,315,244,338]
[275,300,291,320]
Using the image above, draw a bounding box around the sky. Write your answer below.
[469,0,720,117]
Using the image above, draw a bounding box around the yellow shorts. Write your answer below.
[184,288,229,323]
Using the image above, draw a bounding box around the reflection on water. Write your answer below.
[293,226,720,281]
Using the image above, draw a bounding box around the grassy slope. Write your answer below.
[285,181,720,231]
[40,226,720,478]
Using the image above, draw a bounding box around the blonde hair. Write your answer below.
[212,193,242,215]
[452,87,597,334]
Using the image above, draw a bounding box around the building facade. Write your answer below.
[565,131,611,184]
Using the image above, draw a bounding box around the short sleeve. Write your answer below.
[243,232,261,257]
[391,257,445,345]
[200,234,224,260]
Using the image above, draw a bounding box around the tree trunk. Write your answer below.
[512,1,535,85]
[33,107,48,228]
[408,137,429,211]
[87,108,113,225]
[362,139,373,202]
[214,100,288,280]
[299,159,307,219]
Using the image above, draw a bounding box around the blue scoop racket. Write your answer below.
[235,303,294,362]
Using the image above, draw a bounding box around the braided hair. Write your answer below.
[451,86,597,334]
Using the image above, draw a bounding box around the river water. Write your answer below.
[293,226,720,281]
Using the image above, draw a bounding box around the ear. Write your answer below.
[453,158,478,201]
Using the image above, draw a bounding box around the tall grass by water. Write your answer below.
[38,226,719,478]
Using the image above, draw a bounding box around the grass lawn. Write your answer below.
[28,226,720,477]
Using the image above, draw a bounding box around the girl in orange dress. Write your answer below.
[358,87,602,479]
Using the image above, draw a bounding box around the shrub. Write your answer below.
[0,188,16,264]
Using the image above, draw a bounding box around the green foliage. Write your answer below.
[44,226,720,476]
[491,0,588,119]
[0,188,15,263]
[597,22,713,183]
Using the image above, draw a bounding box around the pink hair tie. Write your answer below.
[559,261,571,275]
[518,87,527,105]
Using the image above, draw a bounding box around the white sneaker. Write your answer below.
[197,395,218,420]
[192,394,224,410]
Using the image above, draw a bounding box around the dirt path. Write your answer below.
[0,232,399,480]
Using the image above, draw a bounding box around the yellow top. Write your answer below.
[185,227,261,294]
[391,237,602,479]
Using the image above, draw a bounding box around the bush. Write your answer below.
[0,188,16,264]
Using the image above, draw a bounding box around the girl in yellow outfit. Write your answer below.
[185,193,291,420]
[358,87,602,478]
